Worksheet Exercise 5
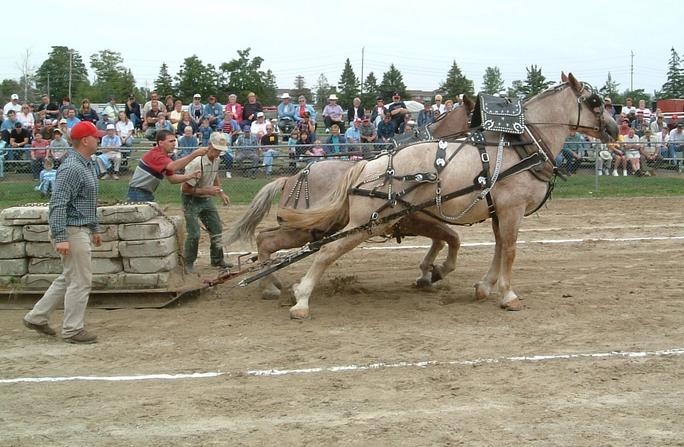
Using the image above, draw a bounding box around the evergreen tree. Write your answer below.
[0,79,22,101]
[481,66,505,95]
[511,65,553,99]
[439,61,475,100]
[507,80,525,98]
[599,72,621,103]
[175,55,219,103]
[262,69,278,105]
[660,47,684,99]
[154,63,176,99]
[314,73,335,110]
[220,48,277,104]
[35,46,89,102]
[621,88,650,106]
[378,64,408,101]
[337,58,360,109]
[86,50,137,102]
[361,72,379,108]
[291,75,313,102]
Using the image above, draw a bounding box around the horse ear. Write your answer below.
[567,73,582,92]
[462,94,475,113]
[561,72,568,83]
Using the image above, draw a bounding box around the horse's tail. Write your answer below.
[279,160,368,231]
[224,176,288,246]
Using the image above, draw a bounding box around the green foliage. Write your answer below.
[439,61,475,99]
[660,47,684,99]
[85,50,137,102]
[35,46,89,102]
[599,72,622,103]
[290,75,313,102]
[154,63,176,99]
[175,55,220,103]
[220,48,277,105]
[481,66,505,95]
[508,65,553,99]
[507,80,525,98]
[0,79,22,101]
[378,64,408,101]
[337,58,359,109]
[360,72,379,107]
[314,74,335,110]
[620,88,650,105]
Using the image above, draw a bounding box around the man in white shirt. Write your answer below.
[3,93,21,115]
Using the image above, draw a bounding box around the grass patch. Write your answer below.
[553,173,684,198]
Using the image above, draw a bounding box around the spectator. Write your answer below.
[621,97,636,115]
[322,94,345,132]
[16,104,35,129]
[370,97,387,126]
[387,92,408,133]
[49,128,69,166]
[594,139,612,176]
[631,110,647,135]
[143,101,163,140]
[164,95,175,115]
[556,130,584,175]
[294,95,316,124]
[36,94,60,120]
[347,97,365,125]
[177,125,199,158]
[261,124,279,175]
[77,99,99,125]
[41,119,56,140]
[3,93,21,115]
[668,122,684,166]
[58,96,75,118]
[30,131,50,179]
[650,113,666,133]
[658,127,675,166]
[295,111,316,137]
[58,118,71,142]
[432,94,446,114]
[204,95,223,129]
[241,92,262,126]
[607,142,626,176]
[9,122,30,162]
[395,121,416,146]
[444,99,454,113]
[622,127,642,175]
[287,129,300,169]
[603,97,617,118]
[224,94,243,126]
[304,139,326,159]
[142,91,167,116]
[95,113,113,132]
[188,93,205,127]
[35,158,56,197]
[640,128,662,175]
[154,113,173,137]
[116,111,134,147]
[344,118,362,155]
[125,94,142,129]
[618,117,631,137]
[277,93,297,134]
[97,124,123,180]
[324,124,347,156]
[169,100,183,131]
[250,111,269,135]
[398,113,413,134]
[219,111,240,142]
[234,125,260,172]
[417,101,434,127]
[66,108,81,131]
[223,132,235,179]
[636,99,651,122]
[377,113,395,146]
[299,130,312,147]
[2,110,20,138]
[359,116,377,156]
[102,96,120,121]
[177,111,198,137]
[198,118,213,147]
[668,114,680,131]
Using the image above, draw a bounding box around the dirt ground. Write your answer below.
[1,196,684,446]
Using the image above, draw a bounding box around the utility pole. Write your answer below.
[630,50,634,92]
[360,46,365,94]
[47,73,50,99]
[68,49,73,99]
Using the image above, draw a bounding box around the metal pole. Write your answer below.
[360,46,365,94]
[630,50,634,92]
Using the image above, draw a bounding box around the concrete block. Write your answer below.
[0,225,24,243]
[118,217,177,240]
[92,241,120,259]
[119,272,171,289]
[97,203,158,224]
[0,206,49,225]
[21,274,58,290]
[123,253,178,273]
[0,242,27,259]
[0,275,23,289]
[92,258,123,274]
[100,225,119,242]
[23,225,51,242]
[28,258,63,274]
[0,258,28,275]
[118,236,177,258]
[26,242,59,258]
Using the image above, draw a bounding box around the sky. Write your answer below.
[2,0,680,98]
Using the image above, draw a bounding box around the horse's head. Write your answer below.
[561,72,618,143]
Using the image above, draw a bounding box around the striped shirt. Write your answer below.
[128,146,174,194]
[48,149,100,242]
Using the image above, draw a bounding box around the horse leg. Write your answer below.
[291,231,368,320]
[475,217,502,301]
[256,228,313,300]
[416,239,445,288]
[494,207,525,311]
[428,224,460,284]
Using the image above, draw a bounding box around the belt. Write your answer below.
[129,186,152,193]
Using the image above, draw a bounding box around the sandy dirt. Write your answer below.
[1,196,684,446]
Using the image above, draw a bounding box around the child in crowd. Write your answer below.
[177,126,199,158]
[35,158,56,197]
[198,118,212,147]
[30,131,51,180]
[305,139,326,159]
[288,129,300,169]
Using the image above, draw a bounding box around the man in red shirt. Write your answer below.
[126,130,207,202]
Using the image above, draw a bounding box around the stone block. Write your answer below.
[123,253,178,273]
[118,236,177,258]
[26,242,58,258]
[118,217,177,240]
[118,272,171,290]
[0,258,28,275]
[23,225,50,242]
[100,225,119,242]
[21,274,58,290]
[28,258,63,274]
[97,203,158,224]
[0,242,27,259]
[92,241,120,259]
[0,225,24,243]
[92,258,123,274]
[0,206,48,225]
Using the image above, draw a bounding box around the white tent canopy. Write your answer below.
[386,100,425,113]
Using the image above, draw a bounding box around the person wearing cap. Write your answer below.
[667,114,680,131]
[203,95,222,129]
[250,111,268,135]
[4,93,21,115]
[277,93,297,136]
[603,97,617,119]
[49,127,69,166]
[388,92,408,133]
[37,94,60,120]
[95,112,112,132]
[23,121,105,344]
[260,124,280,175]
[344,117,362,146]
[125,94,142,130]
[296,110,316,137]
[241,92,262,126]
[126,130,208,202]
[40,118,55,140]
[417,101,434,127]
[181,131,231,272]
[294,95,316,124]
[97,123,123,179]
[9,121,30,162]
[323,94,344,132]
[187,94,205,127]
[359,116,377,154]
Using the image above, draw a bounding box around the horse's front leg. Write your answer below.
[475,217,501,301]
[494,207,525,311]
[256,228,312,301]
[291,231,368,320]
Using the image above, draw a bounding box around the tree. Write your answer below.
[360,72,379,107]
[439,61,475,100]
[86,50,137,102]
[621,88,650,106]
[314,73,335,110]
[35,46,89,102]
[0,79,22,101]
[290,75,313,102]
[220,48,278,105]
[378,64,408,101]
[599,72,622,103]
[175,55,219,103]
[510,65,553,99]
[481,66,505,95]
[507,80,525,98]
[660,47,684,99]
[337,58,359,109]
[17,49,38,103]
[154,63,176,99]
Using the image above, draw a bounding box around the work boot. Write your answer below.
[184,263,195,273]
[211,259,234,269]
[63,330,98,344]
[23,318,56,336]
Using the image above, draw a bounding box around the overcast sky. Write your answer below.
[2,0,679,97]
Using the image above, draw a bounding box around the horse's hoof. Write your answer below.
[501,298,523,311]
[272,277,283,290]
[416,277,432,289]
[474,282,490,301]
[279,295,296,307]
[431,266,444,283]
[261,289,281,300]
[289,307,311,320]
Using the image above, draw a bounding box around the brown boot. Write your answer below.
[63,330,98,344]
[23,318,56,336]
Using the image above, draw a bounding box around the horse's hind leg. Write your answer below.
[401,216,460,287]
[429,224,460,284]
[417,239,445,288]
[291,231,368,320]
[475,217,502,301]
[256,228,312,301]
[494,207,525,311]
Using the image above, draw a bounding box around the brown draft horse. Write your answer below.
[225,104,474,300]
[277,73,618,319]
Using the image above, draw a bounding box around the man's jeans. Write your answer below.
[181,195,224,266]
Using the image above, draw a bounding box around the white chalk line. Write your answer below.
[2,348,683,384]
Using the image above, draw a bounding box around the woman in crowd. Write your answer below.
[168,100,184,132]
[164,95,175,116]
[241,92,262,126]
[17,104,35,129]
[116,111,135,147]
[125,95,142,130]
[78,99,99,124]
[177,111,198,136]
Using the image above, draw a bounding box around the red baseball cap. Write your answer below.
[70,121,104,140]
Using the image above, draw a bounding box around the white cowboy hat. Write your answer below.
[598,150,612,161]
[280,93,291,99]
[328,94,338,101]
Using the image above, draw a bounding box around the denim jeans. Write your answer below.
[127,187,155,202]
[181,194,224,266]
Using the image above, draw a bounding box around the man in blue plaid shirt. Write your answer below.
[23,121,104,344]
